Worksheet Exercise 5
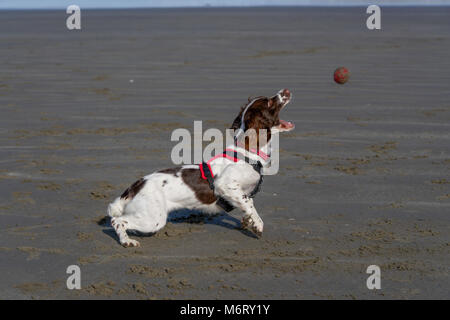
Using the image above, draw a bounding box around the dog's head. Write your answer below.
[231,89,294,148]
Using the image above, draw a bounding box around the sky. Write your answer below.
[0,0,449,9]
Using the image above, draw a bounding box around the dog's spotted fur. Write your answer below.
[182,169,217,204]
[120,178,146,200]
[107,89,294,247]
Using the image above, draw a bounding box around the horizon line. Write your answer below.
[1,4,450,10]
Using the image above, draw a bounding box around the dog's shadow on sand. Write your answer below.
[168,209,257,238]
[99,209,257,244]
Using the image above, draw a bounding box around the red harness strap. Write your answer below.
[199,162,212,180]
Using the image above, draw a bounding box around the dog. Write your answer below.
[107,89,294,247]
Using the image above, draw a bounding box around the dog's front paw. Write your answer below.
[241,216,251,229]
[242,216,263,238]
[251,225,263,238]
[251,220,263,238]
[121,239,140,248]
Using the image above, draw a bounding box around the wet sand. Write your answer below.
[0,7,449,299]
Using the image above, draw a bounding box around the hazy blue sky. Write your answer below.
[0,0,448,9]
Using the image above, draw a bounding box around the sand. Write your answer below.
[0,7,449,299]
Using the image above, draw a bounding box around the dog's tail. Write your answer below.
[107,178,146,218]
[107,197,128,218]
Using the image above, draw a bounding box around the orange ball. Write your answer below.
[334,67,350,84]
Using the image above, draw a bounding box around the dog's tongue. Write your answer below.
[280,119,294,129]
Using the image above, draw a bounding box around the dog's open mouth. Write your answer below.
[279,119,295,130]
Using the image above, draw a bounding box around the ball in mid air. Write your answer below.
[334,67,350,84]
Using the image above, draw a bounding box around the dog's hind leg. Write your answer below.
[111,186,168,247]
[111,217,141,247]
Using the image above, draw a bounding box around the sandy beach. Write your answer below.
[0,7,449,299]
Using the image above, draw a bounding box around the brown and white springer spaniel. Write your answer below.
[107,89,294,247]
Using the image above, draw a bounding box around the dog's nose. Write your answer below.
[282,89,290,99]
